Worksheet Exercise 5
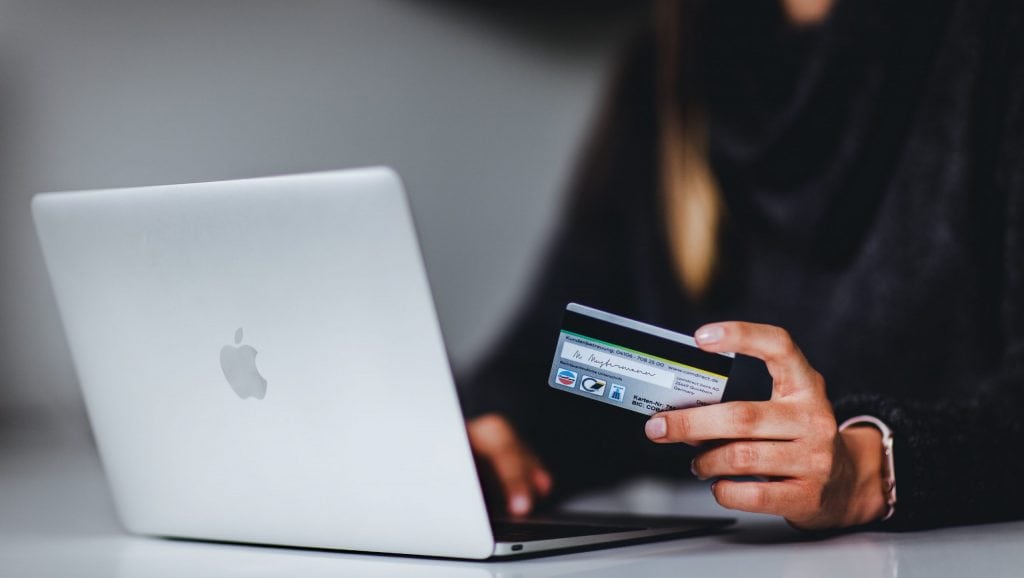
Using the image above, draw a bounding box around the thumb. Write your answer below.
[695,321,820,397]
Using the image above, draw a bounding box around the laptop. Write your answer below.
[32,167,732,559]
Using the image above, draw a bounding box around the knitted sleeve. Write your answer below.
[834,0,1024,529]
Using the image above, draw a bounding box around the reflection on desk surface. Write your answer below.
[3,433,1024,578]
[9,524,1024,578]
[109,532,885,578]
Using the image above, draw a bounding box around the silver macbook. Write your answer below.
[32,167,732,559]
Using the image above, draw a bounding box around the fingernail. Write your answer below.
[645,417,667,439]
[710,480,719,494]
[695,325,724,345]
[690,458,697,477]
[509,494,531,516]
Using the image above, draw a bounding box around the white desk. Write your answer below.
[2,423,1021,578]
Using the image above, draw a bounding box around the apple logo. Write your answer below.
[219,327,267,400]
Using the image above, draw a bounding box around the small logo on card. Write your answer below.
[609,383,625,402]
[581,376,606,396]
[556,368,578,387]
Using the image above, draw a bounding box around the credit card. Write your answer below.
[547,303,735,416]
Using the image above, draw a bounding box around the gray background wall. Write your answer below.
[0,1,644,430]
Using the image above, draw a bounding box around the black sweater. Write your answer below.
[460,0,1024,529]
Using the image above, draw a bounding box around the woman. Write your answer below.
[461,0,1024,530]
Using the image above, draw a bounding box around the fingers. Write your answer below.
[711,479,812,520]
[466,413,552,516]
[643,322,848,528]
[490,451,544,516]
[694,321,801,363]
[694,321,822,396]
[691,440,829,479]
[646,401,802,444]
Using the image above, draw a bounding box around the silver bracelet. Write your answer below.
[838,415,897,522]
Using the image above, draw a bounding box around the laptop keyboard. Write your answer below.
[491,521,642,542]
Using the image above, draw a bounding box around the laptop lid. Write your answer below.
[32,167,496,559]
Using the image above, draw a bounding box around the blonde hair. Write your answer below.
[656,0,723,301]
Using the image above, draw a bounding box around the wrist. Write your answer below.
[839,426,888,526]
